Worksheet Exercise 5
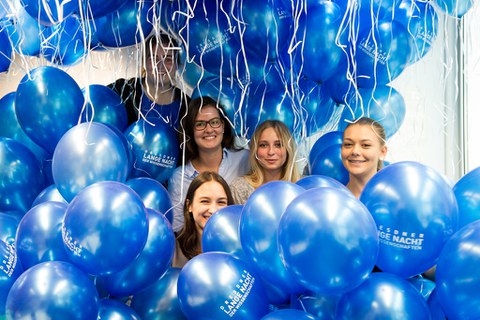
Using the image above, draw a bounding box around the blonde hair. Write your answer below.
[245,120,300,188]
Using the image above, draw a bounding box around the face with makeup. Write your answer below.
[255,127,287,178]
[193,105,225,153]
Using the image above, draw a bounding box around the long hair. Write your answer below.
[344,117,387,171]
[180,96,235,162]
[245,120,300,188]
[176,171,234,260]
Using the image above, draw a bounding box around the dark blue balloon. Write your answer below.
[62,181,149,276]
[178,252,270,320]
[5,261,99,319]
[15,66,85,154]
[427,289,447,320]
[436,220,480,319]
[0,92,49,162]
[41,15,87,65]
[240,181,305,294]
[434,0,476,18]
[453,166,480,228]
[310,144,349,185]
[0,213,18,245]
[98,299,141,319]
[262,309,319,320]
[4,6,42,56]
[31,184,67,207]
[83,0,129,19]
[103,209,175,297]
[52,122,130,202]
[296,175,349,192]
[82,84,128,131]
[290,291,339,320]
[16,201,70,269]
[0,137,46,212]
[0,28,12,72]
[322,57,355,105]
[308,131,343,167]
[94,0,154,47]
[125,118,179,183]
[131,268,187,320]
[202,204,245,259]
[338,85,406,138]
[0,240,23,315]
[361,161,459,278]
[278,187,378,295]
[20,0,78,26]
[336,272,430,319]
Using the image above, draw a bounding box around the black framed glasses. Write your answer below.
[194,117,223,131]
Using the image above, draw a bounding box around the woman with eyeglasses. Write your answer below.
[168,96,249,232]
[230,120,301,204]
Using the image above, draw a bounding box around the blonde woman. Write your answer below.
[230,120,301,204]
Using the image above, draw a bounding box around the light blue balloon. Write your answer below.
[31,184,67,207]
[4,6,43,56]
[434,0,476,18]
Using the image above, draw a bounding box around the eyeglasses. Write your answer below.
[194,117,223,131]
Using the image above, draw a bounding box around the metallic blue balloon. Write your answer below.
[16,201,70,269]
[240,181,305,294]
[434,0,476,18]
[0,92,49,162]
[82,0,129,19]
[308,131,343,166]
[278,187,378,295]
[5,261,99,319]
[125,118,179,184]
[0,240,23,315]
[296,175,349,192]
[453,166,480,229]
[0,137,46,212]
[436,220,480,319]
[427,289,447,320]
[408,275,436,301]
[290,291,339,320]
[336,272,430,319]
[15,66,85,154]
[98,299,141,320]
[0,27,12,72]
[131,268,187,320]
[31,184,67,207]
[102,209,175,297]
[4,6,42,56]
[177,252,270,320]
[52,122,130,202]
[361,161,459,278]
[310,144,349,185]
[202,205,245,259]
[81,84,128,131]
[261,309,320,320]
[125,177,173,223]
[94,0,154,47]
[20,0,77,26]
[0,213,18,245]
[62,181,149,276]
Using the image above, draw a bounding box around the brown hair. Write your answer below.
[176,171,234,260]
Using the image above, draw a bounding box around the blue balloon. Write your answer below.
[20,0,78,26]
[16,201,70,269]
[82,0,129,19]
[0,137,46,212]
[0,92,49,162]
[31,184,67,207]
[125,118,179,183]
[262,309,319,320]
[308,131,343,167]
[296,175,349,192]
[0,27,12,72]
[360,161,459,278]
[15,66,85,154]
[62,181,149,276]
[6,261,99,318]
[0,213,18,245]
[336,272,430,319]
[290,291,339,320]
[131,268,187,320]
[82,84,128,131]
[322,57,356,105]
[310,144,349,185]
[0,240,24,315]
[126,177,173,223]
[41,15,87,65]
[98,299,141,319]
[202,204,245,259]
[338,85,406,139]
[434,0,476,18]
[157,0,187,37]
[435,220,480,319]
[278,187,378,295]
[427,289,447,320]
[354,20,413,88]
[94,0,154,47]
[177,252,270,320]
[52,122,130,202]
[179,0,240,77]
[102,208,175,297]
[240,181,305,294]
[296,1,343,83]
[408,276,436,301]
[453,166,480,228]
[4,6,42,56]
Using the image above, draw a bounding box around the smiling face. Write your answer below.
[188,180,229,232]
[256,127,287,179]
[145,42,176,88]
[341,124,387,180]
[193,105,225,153]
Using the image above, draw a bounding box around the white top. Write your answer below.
[168,148,250,231]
